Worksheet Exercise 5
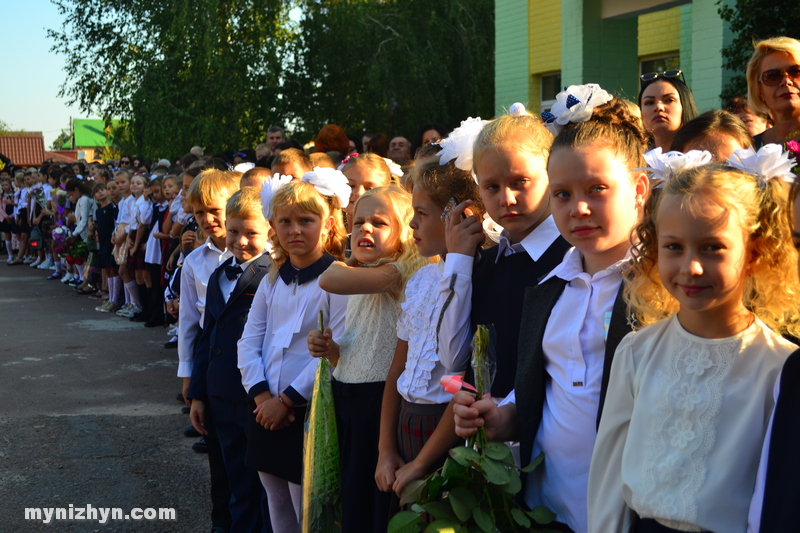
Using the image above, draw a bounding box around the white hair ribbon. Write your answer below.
[641,148,712,188]
[726,144,796,186]
[436,116,489,178]
[260,174,293,220]
[301,167,351,209]
[540,83,612,136]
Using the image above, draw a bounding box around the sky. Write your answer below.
[0,0,85,149]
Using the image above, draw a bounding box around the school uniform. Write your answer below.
[177,238,233,532]
[747,348,800,533]
[436,216,570,397]
[238,253,347,483]
[588,316,793,533]
[95,202,118,268]
[187,254,272,533]
[509,248,632,533]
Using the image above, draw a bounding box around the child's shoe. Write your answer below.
[100,301,119,313]
[23,256,34,264]
[46,272,63,280]
[37,259,53,270]
[61,273,74,283]
[119,303,142,318]
[29,257,41,267]
[115,302,132,316]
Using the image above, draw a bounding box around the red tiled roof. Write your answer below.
[0,134,45,167]
[44,151,78,163]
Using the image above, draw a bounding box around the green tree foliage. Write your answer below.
[48,0,292,158]
[718,0,800,101]
[49,0,494,158]
[284,0,494,139]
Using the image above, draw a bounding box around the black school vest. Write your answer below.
[759,349,800,533]
[516,276,631,488]
[470,236,571,397]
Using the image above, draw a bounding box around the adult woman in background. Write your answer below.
[638,70,698,151]
[746,36,800,147]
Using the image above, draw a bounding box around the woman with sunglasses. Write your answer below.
[746,37,800,148]
[638,70,698,151]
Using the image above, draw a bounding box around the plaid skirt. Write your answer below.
[397,400,449,464]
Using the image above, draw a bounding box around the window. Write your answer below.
[640,55,680,77]
[540,73,561,112]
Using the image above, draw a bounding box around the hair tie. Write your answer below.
[436,116,489,180]
[260,174,292,220]
[726,144,796,186]
[337,152,360,170]
[301,167,351,209]
[540,83,612,135]
[641,148,712,189]
[509,102,526,117]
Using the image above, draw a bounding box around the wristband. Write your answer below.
[278,395,292,410]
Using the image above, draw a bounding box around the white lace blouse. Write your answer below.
[396,262,455,405]
[588,315,794,533]
[333,286,402,384]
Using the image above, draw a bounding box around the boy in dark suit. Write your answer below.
[188,187,272,533]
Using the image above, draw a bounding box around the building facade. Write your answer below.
[495,0,736,115]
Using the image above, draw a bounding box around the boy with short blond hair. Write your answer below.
[270,148,312,179]
[187,186,272,533]
[178,168,241,533]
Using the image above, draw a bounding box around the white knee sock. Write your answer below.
[125,281,140,306]
[4,240,12,257]
[258,472,301,533]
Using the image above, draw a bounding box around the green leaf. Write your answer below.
[484,441,512,461]
[511,508,531,527]
[501,470,522,494]
[447,486,478,522]
[472,507,494,532]
[481,456,512,485]
[411,504,425,513]
[424,519,459,532]
[421,501,458,522]
[528,505,557,525]
[449,446,482,468]
[442,458,467,480]
[521,452,545,473]
[388,510,424,533]
[425,473,445,500]
[399,479,427,506]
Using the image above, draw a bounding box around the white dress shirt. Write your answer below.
[216,254,263,304]
[144,200,168,265]
[526,247,627,533]
[237,255,348,401]
[177,238,232,378]
[436,215,562,373]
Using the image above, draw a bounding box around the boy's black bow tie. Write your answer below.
[224,264,243,281]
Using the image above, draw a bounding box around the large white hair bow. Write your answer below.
[234,162,255,173]
[383,158,404,179]
[726,144,796,185]
[301,167,351,209]
[260,174,293,220]
[437,116,489,175]
[541,83,612,135]
[643,148,712,188]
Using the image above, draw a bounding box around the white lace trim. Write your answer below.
[633,318,740,524]
[398,264,442,397]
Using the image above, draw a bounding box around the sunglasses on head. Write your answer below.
[758,65,800,86]
[640,69,685,86]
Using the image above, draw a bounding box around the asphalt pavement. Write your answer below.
[0,263,210,532]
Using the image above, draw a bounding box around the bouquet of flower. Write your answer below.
[301,311,341,533]
[784,140,800,175]
[30,184,47,209]
[389,325,555,533]
[66,238,90,265]
[52,226,72,256]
